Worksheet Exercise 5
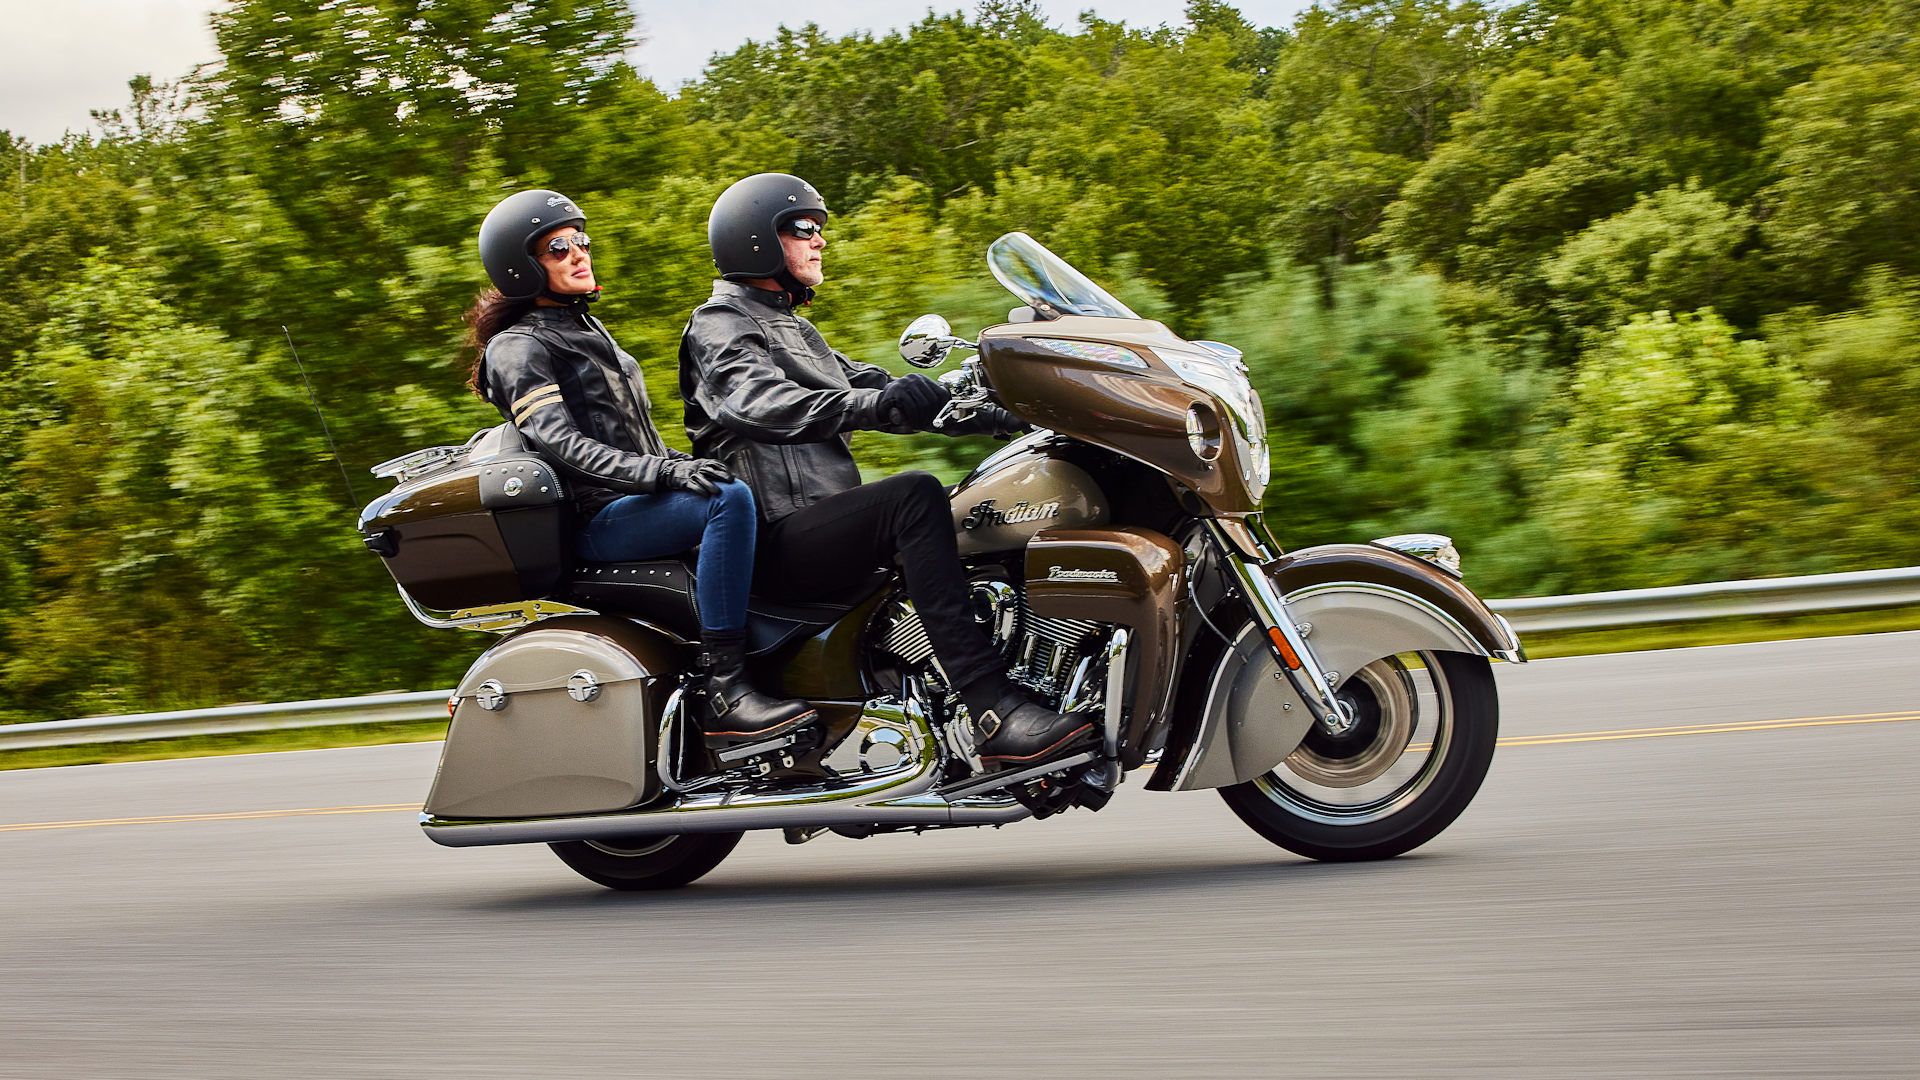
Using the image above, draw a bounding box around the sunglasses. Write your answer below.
[542,232,592,257]
[781,218,825,240]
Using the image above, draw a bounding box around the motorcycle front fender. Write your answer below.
[1148,544,1523,792]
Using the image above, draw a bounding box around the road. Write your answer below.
[2,632,1917,1078]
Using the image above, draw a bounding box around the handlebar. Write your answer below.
[932,361,995,430]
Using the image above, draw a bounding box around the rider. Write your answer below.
[678,172,1093,772]
[467,188,817,749]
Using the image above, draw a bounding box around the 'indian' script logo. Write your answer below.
[961,498,1061,530]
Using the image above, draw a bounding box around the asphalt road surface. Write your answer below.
[3,632,1917,1079]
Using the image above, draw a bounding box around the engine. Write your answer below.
[873,570,1110,712]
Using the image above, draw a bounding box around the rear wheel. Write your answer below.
[1220,650,1497,861]
[548,832,743,890]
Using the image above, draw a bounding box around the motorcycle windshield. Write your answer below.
[987,233,1139,320]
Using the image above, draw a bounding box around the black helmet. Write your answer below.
[479,189,586,299]
[708,173,828,281]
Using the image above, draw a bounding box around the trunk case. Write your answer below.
[359,424,570,611]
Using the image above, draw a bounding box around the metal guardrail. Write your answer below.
[1492,565,1920,633]
[3,566,1915,752]
[0,691,451,752]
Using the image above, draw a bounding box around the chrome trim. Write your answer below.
[371,443,464,482]
[397,587,597,634]
[1101,628,1130,758]
[655,687,695,795]
[898,313,978,369]
[419,795,1035,847]
[1493,614,1527,664]
[565,670,601,703]
[474,680,506,712]
[1206,522,1347,730]
[1371,533,1462,577]
[1059,653,1097,714]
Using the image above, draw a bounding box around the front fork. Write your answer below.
[1203,520,1357,737]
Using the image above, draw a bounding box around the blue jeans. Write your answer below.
[575,479,757,633]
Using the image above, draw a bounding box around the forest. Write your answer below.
[2,0,1917,723]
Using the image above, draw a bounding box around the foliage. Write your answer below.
[1521,309,1867,592]
[1,0,1917,721]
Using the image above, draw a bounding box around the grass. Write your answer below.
[2,604,1914,772]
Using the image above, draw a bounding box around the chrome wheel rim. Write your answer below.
[1254,652,1453,826]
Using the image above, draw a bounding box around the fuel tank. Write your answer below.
[949,436,1110,556]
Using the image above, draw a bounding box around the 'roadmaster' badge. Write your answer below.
[1047,565,1120,583]
[961,498,1061,530]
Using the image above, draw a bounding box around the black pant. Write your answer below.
[755,472,1005,697]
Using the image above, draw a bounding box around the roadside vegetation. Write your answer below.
[3,0,1917,730]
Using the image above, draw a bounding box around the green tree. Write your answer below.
[1522,309,1847,591]
[1543,183,1755,337]
[1760,61,1920,307]
[4,259,470,721]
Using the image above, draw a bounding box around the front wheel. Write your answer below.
[548,832,743,890]
[1220,650,1497,861]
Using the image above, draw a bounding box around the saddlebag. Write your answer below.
[426,615,670,819]
[358,423,570,611]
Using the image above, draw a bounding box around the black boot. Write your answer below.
[969,687,1097,771]
[696,631,818,748]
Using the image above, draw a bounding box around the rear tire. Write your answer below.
[548,832,743,890]
[1220,650,1497,862]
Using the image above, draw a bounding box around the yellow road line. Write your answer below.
[3,710,1918,835]
[0,803,418,834]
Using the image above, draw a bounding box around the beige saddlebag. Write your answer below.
[425,616,675,820]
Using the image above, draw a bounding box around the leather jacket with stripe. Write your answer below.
[479,304,689,520]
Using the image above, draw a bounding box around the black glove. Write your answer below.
[941,404,1030,438]
[660,457,732,496]
[878,373,950,430]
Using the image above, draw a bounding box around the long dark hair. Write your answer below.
[464,286,536,397]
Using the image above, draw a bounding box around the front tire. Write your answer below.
[1220,650,1497,861]
[548,832,743,890]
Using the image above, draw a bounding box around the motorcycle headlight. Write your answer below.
[1156,344,1269,496]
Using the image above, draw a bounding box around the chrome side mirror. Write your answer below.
[898,313,976,368]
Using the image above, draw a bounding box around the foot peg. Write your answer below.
[715,727,823,778]
[940,750,1099,801]
[714,731,799,765]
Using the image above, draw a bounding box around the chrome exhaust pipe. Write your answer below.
[424,701,1034,847]
[420,792,1031,847]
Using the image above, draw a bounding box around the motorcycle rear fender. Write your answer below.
[1148,543,1523,792]
[424,615,679,820]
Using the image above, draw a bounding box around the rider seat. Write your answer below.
[561,560,888,657]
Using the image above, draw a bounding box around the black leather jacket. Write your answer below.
[479,304,688,520]
[679,281,916,522]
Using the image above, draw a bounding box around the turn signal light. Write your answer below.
[1267,626,1302,669]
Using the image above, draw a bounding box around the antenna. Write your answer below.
[282,326,361,509]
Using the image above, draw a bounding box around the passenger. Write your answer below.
[678,173,1093,772]
[466,189,815,749]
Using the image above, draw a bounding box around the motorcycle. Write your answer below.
[358,233,1525,890]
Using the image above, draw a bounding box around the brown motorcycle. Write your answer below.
[358,233,1526,890]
